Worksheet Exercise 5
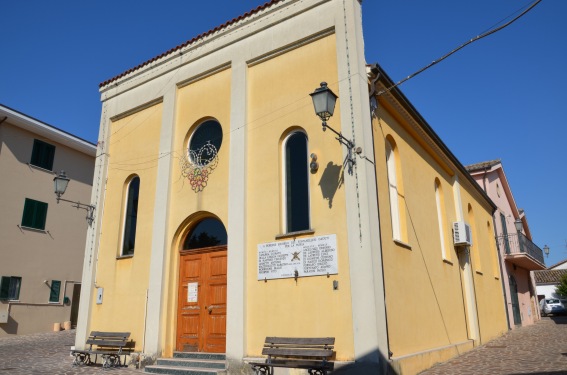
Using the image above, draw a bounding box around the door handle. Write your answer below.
[207,305,214,314]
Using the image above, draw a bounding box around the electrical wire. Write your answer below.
[377,0,542,96]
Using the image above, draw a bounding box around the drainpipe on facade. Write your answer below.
[493,212,512,331]
[367,89,392,360]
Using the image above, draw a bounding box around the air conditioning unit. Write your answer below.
[453,221,472,246]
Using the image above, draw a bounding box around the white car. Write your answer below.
[540,298,566,316]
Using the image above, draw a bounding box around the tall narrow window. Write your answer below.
[284,132,310,233]
[21,198,48,230]
[0,276,21,301]
[468,204,481,272]
[49,280,61,303]
[30,139,56,170]
[122,176,140,256]
[500,213,510,254]
[435,179,449,260]
[386,139,402,241]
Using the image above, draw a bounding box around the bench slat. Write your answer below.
[86,339,127,347]
[91,331,130,338]
[265,337,334,346]
[262,348,333,357]
[250,360,333,369]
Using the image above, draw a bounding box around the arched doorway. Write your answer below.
[509,275,522,326]
[176,218,227,353]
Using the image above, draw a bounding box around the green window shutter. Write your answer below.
[0,277,9,301]
[21,199,48,230]
[22,199,34,227]
[30,139,56,170]
[30,140,40,165]
[10,277,21,300]
[34,201,48,230]
[49,280,61,303]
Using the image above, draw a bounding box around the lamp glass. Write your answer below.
[514,219,523,232]
[310,82,337,122]
[544,245,550,255]
[53,171,70,196]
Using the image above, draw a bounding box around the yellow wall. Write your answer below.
[245,34,354,361]
[162,68,233,356]
[373,97,507,370]
[89,103,162,347]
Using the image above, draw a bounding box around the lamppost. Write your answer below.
[53,170,95,226]
[310,82,358,175]
[514,218,523,253]
[543,245,550,258]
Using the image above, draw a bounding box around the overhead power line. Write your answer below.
[377,0,542,96]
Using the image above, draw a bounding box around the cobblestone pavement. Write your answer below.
[419,316,567,375]
[2,317,567,374]
[0,329,141,375]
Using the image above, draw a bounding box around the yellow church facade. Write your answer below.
[76,1,507,374]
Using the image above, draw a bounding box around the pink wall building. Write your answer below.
[466,159,545,329]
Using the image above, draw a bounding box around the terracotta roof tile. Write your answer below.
[534,269,567,284]
[99,0,285,88]
[464,159,501,172]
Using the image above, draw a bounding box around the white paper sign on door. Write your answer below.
[187,282,198,303]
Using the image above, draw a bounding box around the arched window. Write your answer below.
[283,131,310,233]
[122,176,140,256]
[183,218,227,250]
[189,119,223,166]
[386,139,402,241]
[435,179,449,260]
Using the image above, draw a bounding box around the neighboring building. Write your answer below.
[534,269,567,300]
[0,104,96,336]
[548,259,567,270]
[466,159,545,329]
[76,1,508,374]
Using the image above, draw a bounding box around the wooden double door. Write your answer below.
[176,247,227,353]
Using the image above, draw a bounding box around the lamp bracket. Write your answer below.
[322,121,356,175]
[56,197,96,226]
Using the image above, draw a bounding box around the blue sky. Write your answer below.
[1,1,565,266]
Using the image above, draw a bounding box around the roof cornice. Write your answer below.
[99,0,287,89]
[0,104,96,157]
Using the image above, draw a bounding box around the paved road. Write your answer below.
[2,317,567,374]
[0,329,140,374]
[419,316,567,375]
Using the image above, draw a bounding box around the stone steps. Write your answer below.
[145,352,226,375]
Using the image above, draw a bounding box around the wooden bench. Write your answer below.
[71,331,132,368]
[250,337,335,375]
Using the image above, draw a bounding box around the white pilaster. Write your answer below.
[75,102,111,349]
[334,0,389,362]
[144,87,177,355]
[226,60,248,366]
[453,176,480,342]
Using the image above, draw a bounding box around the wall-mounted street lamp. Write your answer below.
[53,170,95,226]
[514,218,524,253]
[514,218,523,233]
[543,245,550,258]
[310,82,358,175]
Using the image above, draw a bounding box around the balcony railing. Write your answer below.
[496,232,545,266]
